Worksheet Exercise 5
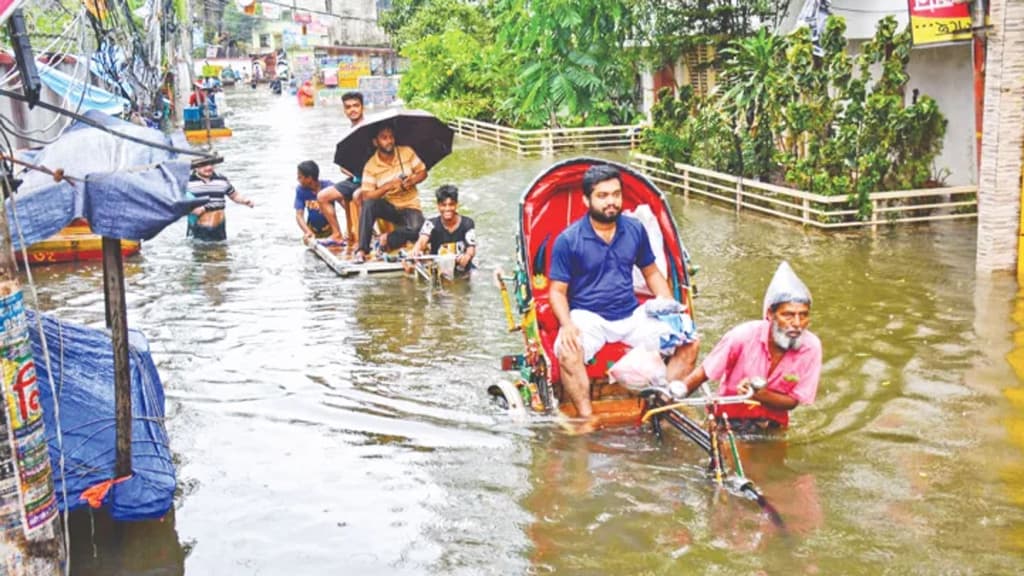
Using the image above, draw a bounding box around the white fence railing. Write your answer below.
[450,117,642,155]
[630,153,978,229]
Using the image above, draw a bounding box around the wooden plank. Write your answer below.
[305,239,409,277]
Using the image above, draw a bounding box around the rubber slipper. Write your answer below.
[317,238,344,247]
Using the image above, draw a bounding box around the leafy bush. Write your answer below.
[399,27,507,122]
[640,15,948,221]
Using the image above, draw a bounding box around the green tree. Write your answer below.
[380,0,429,46]
[392,0,493,51]
[717,27,786,180]
[397,1,509,121]
[496,0,640,128]
[634,0,789,66]
[223,2,259,55]
[400,29,504,120]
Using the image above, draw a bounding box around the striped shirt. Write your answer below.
[188,172,236,211]
[361,146,424,211]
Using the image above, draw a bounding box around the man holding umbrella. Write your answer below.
[333,109,454,260]
[352,123,428,260]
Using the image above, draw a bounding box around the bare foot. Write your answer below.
[557,415,599,436]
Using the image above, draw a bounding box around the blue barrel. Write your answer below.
[183,107,202,122]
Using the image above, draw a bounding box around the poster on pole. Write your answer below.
[0,0,26,25]
[0,292,57,536]
[907,0,973,46]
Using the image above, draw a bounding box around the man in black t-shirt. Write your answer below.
[409,185,477,275]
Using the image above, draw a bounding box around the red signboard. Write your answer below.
[907,0,973,45]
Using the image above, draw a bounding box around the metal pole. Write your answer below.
[101,237,132,478]
[0,170,64,574]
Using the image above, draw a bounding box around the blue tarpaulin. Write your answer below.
[28,310,175,519]
[6,110,202,248]
[36,62,129,116]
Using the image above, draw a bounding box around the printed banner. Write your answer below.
[907,0,973,46]
[337,56,371,89]
[0,291,57,537]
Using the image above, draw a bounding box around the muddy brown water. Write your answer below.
[21,88,1024,574]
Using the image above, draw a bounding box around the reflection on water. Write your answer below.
[15,88,1024,574]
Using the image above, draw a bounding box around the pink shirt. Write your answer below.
[702,320,821,426]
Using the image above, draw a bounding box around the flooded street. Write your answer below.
[25,88,1024,574]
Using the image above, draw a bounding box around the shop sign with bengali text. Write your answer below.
[337,56,370,89]
[907,0,973,46]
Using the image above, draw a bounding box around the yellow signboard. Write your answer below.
[907,0,973,46]
[337,57,370,89]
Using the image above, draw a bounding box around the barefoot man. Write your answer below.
[550,164,699,426]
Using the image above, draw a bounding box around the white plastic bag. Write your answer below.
[609,346,666,392]
[623,205,666,295]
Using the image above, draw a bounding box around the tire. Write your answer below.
[487,381,527,417]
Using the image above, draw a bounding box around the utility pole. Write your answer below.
[0,9,65,573]
[0,172,64,574]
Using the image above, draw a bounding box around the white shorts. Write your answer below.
[555,307,670,361]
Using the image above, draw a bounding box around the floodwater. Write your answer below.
[21,88,1024,574]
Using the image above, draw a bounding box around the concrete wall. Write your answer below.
[905,42,976,186]
[293,0,388,47]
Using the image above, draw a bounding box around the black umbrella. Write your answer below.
[333,109,454,177]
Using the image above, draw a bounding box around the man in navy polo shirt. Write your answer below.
[549,164,699,423]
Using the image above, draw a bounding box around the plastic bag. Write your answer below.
[437,253,456,280]
[624,204,666,295]
[644,297,698,354]
[609,346,666,392]
[762,261,812,318]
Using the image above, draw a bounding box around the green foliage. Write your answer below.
[634,0,790,66]
[640,15,949,221]
[17,1,77,41]
[223,2,258,54]
[380,0,429,44]
[399,28,507,121]
[717,27,786,179]
[495,0,641,128]
[642,87,696,162]
[396,0,640,128]
[390,0,492,51]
